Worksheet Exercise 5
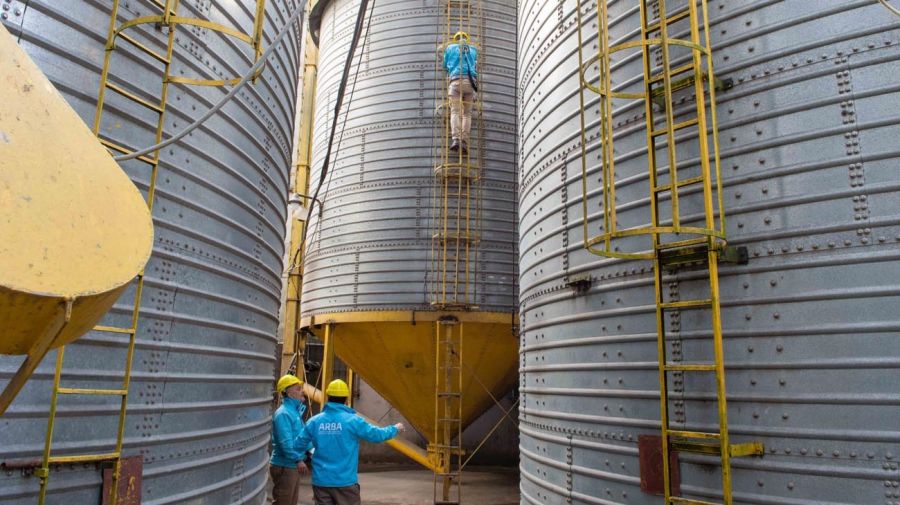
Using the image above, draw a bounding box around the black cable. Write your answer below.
[289,0,374,271]
[305,0,375,254]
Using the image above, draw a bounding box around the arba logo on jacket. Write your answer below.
[319,422,343,433]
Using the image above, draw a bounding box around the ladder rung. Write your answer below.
[669,498,721,505]
[646,9,692,32]
[118,33,170,63]
[667,440,763,460]
[654,175,705,193]
[435,501,460,505]
[93,325,136,335]
[431,445,462,450]
[657,237,710,251]
[437,393,462,397]
[659,299,711,310]
[47,452,119,464]
[651,118,699,137]
[650,62,696,84]
[105,82,165,113]
[98,138,158,165]
[664,363,717,372]
[670,439,720,455]
[667,429,720,440]
[57,388,127,396]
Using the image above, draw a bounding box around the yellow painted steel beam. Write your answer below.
[302,383,436,471]
[301,309,516,329]
[0,26,153,414]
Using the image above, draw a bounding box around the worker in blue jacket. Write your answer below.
[270,374,311,505]
[443,31,478,154]
[297,378,405,505]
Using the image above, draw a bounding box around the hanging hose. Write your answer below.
[288,0,375,273]
[113,2,306,161]
[879,0,900,16]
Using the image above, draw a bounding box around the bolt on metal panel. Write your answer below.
[0,0,302,503]
[519,1,900,503]
[300,0,518,318]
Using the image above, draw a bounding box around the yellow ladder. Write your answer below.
[431,0,484,310]
[433,318,464,505]
[575,1,762,504]
[37,1,266,503]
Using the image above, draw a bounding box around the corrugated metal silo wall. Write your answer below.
[0,0,301,503]
[300,0,518,317]
[518,1,900,504]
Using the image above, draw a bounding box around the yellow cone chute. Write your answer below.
[0,25,154,413]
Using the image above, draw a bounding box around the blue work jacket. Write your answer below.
[443,42,478,80]
[296,402,398,487]
[270,397,311,468]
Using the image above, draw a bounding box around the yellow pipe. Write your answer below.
[302,383,435,471]
[320,323,334,410]
[346,368,354,408]
[281,9,319,375]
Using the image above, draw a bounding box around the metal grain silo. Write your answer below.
[0,0,301,503]
[518,1,900,504]
[299,0,517,495]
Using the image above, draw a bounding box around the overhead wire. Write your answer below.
[290,0,375,272]
[878,0,900,16]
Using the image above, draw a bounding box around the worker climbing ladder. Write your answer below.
[429,0,483,502]
[575,1,762,504]
[431,0,484,310]
[37,1,266,503]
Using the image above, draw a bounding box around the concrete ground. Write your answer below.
[270,465,519,505]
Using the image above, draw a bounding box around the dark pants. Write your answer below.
[270,465,301,505]
[313,484,361,505]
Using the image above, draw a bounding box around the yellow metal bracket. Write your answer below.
[111,4,267,87]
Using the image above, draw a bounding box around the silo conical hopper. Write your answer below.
[299,0,518,490]
[0,25,153,414]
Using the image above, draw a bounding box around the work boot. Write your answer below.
[449,139,460,152]
[460,141,469,155]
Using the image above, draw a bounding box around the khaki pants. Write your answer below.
[270,465,301,505]
[313,484,361,505]
[448,78,475,144]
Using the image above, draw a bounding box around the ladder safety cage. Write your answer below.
[575,0,726,261]
[574,1,762,505]
[38,1,267,504]
[430,0,485,310]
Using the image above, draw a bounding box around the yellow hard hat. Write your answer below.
[276,374,303,394]
[453,31,469,42]
[325,379,350,397]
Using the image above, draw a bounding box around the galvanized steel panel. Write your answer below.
[518,1,900,504]
[0,0,301,503]
[300,0,518,316]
